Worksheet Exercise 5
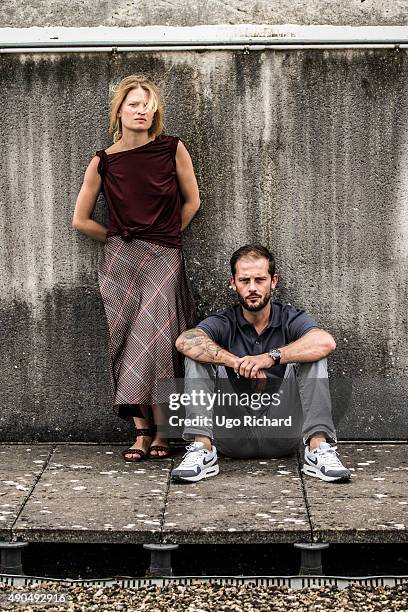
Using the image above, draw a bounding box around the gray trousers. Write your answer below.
[182,357,337,459]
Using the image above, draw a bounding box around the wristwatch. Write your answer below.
[267,349,281,366]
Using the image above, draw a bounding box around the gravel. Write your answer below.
[1,582,408,611]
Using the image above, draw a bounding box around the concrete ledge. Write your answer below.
[2,25,408,50]
[0,443,407,545]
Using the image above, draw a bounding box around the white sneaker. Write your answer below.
[303,442,351,482]
[171,442,219,483]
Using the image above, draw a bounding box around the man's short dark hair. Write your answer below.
[230,244,276,278]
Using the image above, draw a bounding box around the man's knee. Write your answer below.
[295,357,328,378]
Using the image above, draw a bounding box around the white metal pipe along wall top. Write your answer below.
[1,24,408,52]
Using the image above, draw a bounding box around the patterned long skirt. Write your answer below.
[97,236,197,421]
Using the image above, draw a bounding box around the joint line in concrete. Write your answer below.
[9,444,57,541]
[159,455,175,544]
[296,447,314,544]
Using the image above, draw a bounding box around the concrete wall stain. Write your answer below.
[1,48,407,439]
[1,0,408,28]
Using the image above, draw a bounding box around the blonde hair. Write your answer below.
[109,75,165,143]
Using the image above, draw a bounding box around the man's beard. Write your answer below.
[238,290,271,312]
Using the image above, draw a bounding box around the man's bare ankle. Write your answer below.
[195,436,212,451]
[308,434,327,451]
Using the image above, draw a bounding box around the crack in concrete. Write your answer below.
[9,444,56,542]
[296,447,314,544]
[159,455,175,544]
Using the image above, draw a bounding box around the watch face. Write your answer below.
[269,350,281,365]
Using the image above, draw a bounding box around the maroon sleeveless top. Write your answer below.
[96,135,182,248]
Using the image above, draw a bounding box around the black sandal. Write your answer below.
[122,428,155,463]
[149,444,171,460]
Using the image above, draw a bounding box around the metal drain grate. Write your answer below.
[1,574,408,589]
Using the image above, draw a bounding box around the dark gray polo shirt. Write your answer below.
[197,301,320,380]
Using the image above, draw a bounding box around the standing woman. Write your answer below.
[72,75,199,462]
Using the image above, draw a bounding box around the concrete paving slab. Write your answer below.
[0,444,53,540]
[163,456,310,544]
[304,444,408,498]
[13,445,171,544]
[3,443,407,547]
[303,444,408,542]
[308,498,408,543]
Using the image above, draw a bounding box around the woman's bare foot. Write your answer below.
[124,433,154,461]
[149,436,170,458]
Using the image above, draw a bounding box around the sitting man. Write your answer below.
[171,244,350,484]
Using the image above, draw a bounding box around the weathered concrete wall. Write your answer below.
[1,0,408,27]
[1,48,408,441]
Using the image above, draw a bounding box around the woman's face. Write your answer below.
[118,86,155,133]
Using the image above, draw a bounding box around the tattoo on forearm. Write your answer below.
[179,330,224,362]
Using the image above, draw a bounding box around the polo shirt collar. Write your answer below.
[236,300,282,330]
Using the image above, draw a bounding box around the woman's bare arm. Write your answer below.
[72,156,108,242]
[175,141,200,231]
